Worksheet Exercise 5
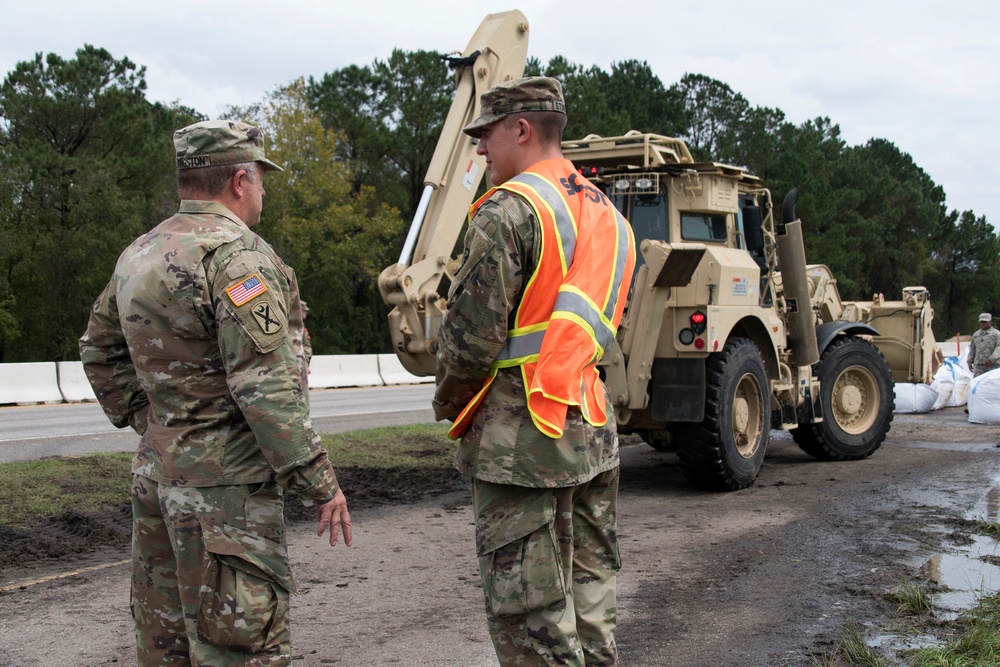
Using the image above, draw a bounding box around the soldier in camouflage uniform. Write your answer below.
[968,312,1000,376]
[434,77,635,667]
[79,120,352,666]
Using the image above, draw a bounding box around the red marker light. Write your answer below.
[694,338,705,349]
[690,310,707,334]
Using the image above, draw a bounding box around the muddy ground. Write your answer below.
[1,407,999,666]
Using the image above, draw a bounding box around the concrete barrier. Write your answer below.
[57,361,97,402]
[309,355,383,389]
[938,342,960,359]
[0,355,428,405]
[937,335,971,360]
[0,362,63,406]
[377,353,434,386]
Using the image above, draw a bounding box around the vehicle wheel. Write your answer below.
[792,336,893,460]
[639,429,674,452]
[676,338,769,491]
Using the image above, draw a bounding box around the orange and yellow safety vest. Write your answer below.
[449,158,635,439]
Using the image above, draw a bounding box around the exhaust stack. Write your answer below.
[775,189,820,367]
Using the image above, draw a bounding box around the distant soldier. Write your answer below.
[80,120,352,666]
[968,312,1000,377]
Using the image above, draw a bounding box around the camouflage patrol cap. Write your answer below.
[980,312,993,322]
[462,76,566,138]
[174,120,283,172]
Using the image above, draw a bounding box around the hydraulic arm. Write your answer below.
[378,10,529,375]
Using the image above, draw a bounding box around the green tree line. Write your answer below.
[1,45,996,362]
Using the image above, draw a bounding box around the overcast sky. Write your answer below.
[2,0,997,227]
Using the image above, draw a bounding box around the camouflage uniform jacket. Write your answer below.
[969,326,1000,374]
[80,200,338,503]
[434,190,619,488]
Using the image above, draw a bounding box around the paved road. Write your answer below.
[0,384,438,463]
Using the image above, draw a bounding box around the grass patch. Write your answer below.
[836,623,892,667]
[891,581,935,616]
[907,590,1000,666]
[322,423,453,469]
[809,622,892,667]
[0,452,132,526]
[973,519,1000,539]
[0,424,454,528]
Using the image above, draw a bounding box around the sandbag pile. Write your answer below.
[893,347,971,414]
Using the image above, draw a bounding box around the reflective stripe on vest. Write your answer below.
[449,158,635,440]
[512,172,577,269]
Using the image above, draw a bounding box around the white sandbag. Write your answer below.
[931,358,972,408]
[893,383,938,413]
[950,372,972,407]
[967,368,1000,424]
[930,357,958,410]
[930,371,954,410]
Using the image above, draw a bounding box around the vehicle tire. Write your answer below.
[792,336,893,461]
[676,338,769,491]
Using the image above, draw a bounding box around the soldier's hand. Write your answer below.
[316,490,353,547]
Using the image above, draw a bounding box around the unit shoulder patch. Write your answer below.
[250,300,283,335]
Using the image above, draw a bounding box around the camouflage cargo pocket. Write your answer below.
[197,520,293,652]
[476,491,567,618]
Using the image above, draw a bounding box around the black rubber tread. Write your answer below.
[792,336,894,461]
[675,338,770,491]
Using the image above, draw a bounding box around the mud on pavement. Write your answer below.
[1,407,999,666]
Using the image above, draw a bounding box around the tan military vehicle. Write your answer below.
[378,10,941,490]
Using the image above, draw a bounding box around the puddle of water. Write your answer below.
[915,480,1000,616]
[866,630,942,666]
[866,478,1000,656]
[921,534,1000,614]
[865,628,942,667]
[869,631,943,652]
[969,477,1000,524]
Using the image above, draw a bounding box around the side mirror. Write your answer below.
[743,206,764,252]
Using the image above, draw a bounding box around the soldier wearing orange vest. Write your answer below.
[434,76,636,667]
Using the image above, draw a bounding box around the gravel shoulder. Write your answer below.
[1,407,998,666]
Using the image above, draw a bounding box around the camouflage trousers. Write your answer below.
[130,474,295,666]
[472,466,621,666]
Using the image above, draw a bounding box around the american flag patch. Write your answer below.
[226,273,269,306]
